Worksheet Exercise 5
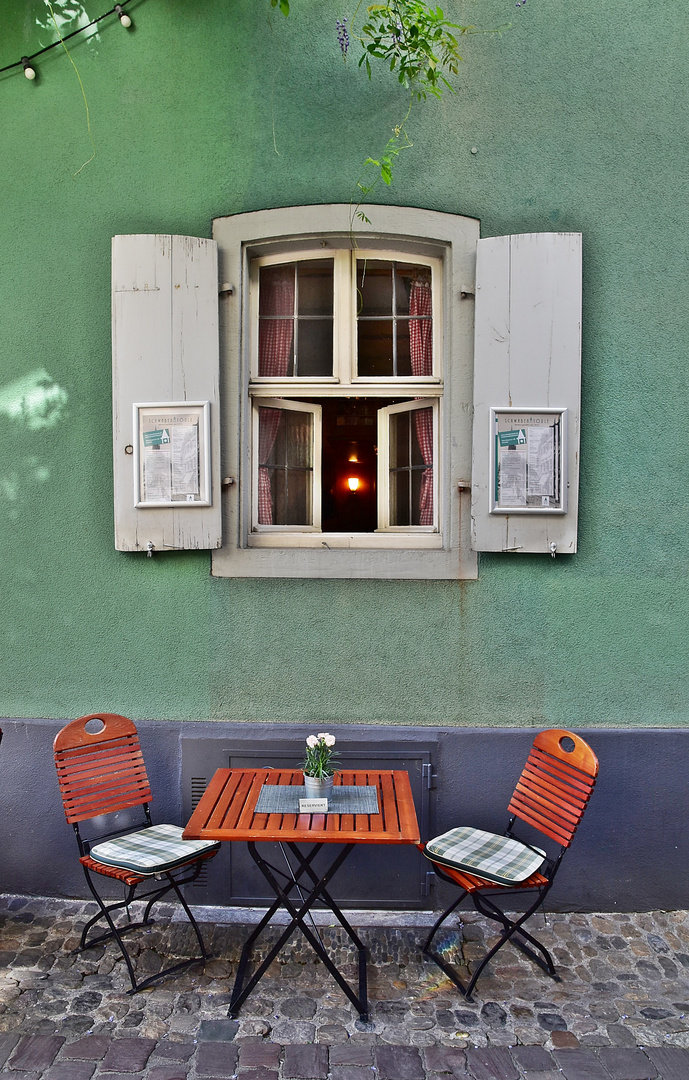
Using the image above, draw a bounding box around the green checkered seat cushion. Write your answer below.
[424,826,546,886]
[89,824,220,877]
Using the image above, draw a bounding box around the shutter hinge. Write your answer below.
[422,762,437,790]
[421,871,437,896]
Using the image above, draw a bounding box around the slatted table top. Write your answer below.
[183,768,420,845]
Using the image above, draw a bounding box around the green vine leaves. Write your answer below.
[271,1,499,220]
[359,2,468,103]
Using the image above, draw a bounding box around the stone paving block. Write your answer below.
[236,1068,279,1080]
[519,1073,563,1080]
[330,1068,377,1080]
[197,1020,240,1042]
[282,1044,329,1079]
[150,1042,196,1062]
[552,1048,612,1079]
[147,1068,188,1080]
[43,1063,96,1080]
[61,1035,112,1061]
[464,1047,520,1080]
[101,1038,158,1073]
[237,1042,281,1068]
[551,1032,580,1049]
[195,1042,240,1078]
[510,1047,555,1072]
[642,1045,689,1080]
[374,1046,425,1080]
[96,1074,144,1080]
[8,1035,65,1071]
[329,1046,374,1066]
[0,1037,19,1069]
[423,1045,469,1075]
[597,1046,658,1079]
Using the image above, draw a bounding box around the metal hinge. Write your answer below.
[422,762,437,790]
[421,871,436,896]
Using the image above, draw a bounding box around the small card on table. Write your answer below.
[298,797,329,813]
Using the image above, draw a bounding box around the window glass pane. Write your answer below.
[298,260,333,315]
[259,320,294,377]
[395,321,412,377]
[296,320,333,377]
[394,264,431,313]
[358,319,393,377]
[258,407,313,525]
[356,261,432,377]
[390,409,410,468]
[259,264,295,318]
[357,260,392,316]
[391,470,411,527]
[272,469,310,526]
[258,264,295,377]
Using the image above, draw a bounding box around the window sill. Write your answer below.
[247,531,443,550]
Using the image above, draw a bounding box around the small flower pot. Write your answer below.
[303,774,334,799]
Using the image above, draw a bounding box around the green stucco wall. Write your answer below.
[1,0,687,728]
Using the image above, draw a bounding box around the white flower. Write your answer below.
[317,732,328,740]
[323,734,336,747]
[306,735,319,749]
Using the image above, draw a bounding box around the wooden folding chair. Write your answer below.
[54,713,220,994]
[422,729,598,1000]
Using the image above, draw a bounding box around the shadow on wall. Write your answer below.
[0,368,68,518]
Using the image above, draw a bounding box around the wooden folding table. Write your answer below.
[183,768,420,1020]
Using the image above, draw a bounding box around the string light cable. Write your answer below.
[1,1,136,81]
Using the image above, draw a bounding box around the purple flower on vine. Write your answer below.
[392,19,403,45]
[336,17,349,58]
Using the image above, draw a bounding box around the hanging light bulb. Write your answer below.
[114,4,132,28]
[347,477,360,492]
[21,56,36,80]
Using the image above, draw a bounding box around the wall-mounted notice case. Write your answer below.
[490,407,567,514]
[134,401,211,508]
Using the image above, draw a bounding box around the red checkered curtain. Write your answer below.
[258,265,295,377]
[257,267,295,523]
[258,407,283,525]
[409,280,433,525]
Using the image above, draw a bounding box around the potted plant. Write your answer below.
[301,732,338,797]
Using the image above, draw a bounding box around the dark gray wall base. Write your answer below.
[2,719,684,912]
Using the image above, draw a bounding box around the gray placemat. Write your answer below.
[254,785,379,816]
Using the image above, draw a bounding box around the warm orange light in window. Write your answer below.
[347,476,360,492]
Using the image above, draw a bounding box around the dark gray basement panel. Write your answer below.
[181,737,437,908]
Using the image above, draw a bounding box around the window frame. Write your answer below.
[251,398,322,531]
[211,204,479,580]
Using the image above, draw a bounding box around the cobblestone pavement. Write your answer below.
[1,895,689,1078]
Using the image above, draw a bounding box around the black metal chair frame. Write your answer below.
[74,804,214,995]
[421,729,598,1002]
[423,826,564,1001]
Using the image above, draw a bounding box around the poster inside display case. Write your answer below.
[490,408,567,514]
[133,401,211,507]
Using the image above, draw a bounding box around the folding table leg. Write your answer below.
[229,842,369,1021]
[285,842,369,1017]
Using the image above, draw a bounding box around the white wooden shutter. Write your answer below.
[112,234,221,552]
[471,233,582,554]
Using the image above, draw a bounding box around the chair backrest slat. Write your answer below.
[54,714,152,824]
[507,729,598,848]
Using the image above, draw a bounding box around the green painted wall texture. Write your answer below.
[0,0,687,728]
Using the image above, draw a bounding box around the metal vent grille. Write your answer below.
[190,777,209,889]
